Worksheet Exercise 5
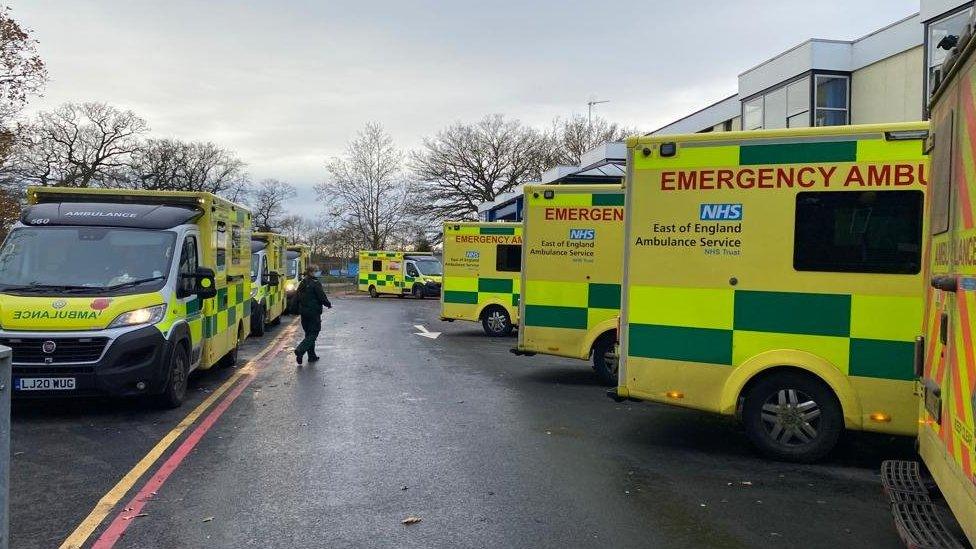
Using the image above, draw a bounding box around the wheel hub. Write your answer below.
[760,389,821,447]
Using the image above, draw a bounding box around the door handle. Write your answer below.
[931,275,957,292]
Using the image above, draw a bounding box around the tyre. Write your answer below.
[157,343,189,408]
[412,285,426,299]
[741,371,843,463]
[219,323,244,368]
[251,305,266,337]
[368,286,379,298]
[270,310,281,326]
[481,306,514,337]
[592,334,618,387]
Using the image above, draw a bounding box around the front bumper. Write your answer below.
[423,281,442,296]
[2,325,172,398]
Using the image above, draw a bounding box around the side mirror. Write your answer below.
[263,271,280,287]
[194,267,217,299]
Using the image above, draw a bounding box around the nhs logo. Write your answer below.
[699,203,742,221]
[465,251,480,260]
[569,228,595,240]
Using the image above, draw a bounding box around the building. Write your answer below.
[480,0,972,221]
[654,0,972,134]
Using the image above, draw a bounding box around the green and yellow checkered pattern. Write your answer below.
[203,279,250,338]
[627,288,921,381]
[522,281,618,330]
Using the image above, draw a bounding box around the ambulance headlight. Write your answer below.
[250,287,258,298]
[285,280,296,292]
[108,304,167,329]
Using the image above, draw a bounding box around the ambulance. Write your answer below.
[0,187,252,407]
[879,26,976,546]
[514,184,625,385]
[249,232,286,336]
[613,122,930,462]
[284,244,310,313]
[358,251,442,299]
[440,222,522,336]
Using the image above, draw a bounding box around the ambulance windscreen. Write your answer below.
[415,258,442,277]
[0,226,176,294]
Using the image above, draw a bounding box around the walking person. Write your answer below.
[294,264,332,364]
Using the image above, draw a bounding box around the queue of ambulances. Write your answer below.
[358,251,443,299]
[878,25,976,547]
[611,122,930,463]
[285,244,310,312]
[513,184,625,385]
[440,222,522,336]
[0,187,252,407]
[249,232,286,336]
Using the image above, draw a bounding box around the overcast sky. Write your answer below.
[11,0,920,217]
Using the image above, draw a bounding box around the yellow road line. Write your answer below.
[59,320,298,549]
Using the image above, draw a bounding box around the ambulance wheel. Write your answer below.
[158,343,189,409]
[481,306,513,337]
[368,286,379,298]
[412,285,426,299]
[270,312,281,326]
[220,323,244,368]
[252,306,266,337]
[741,371,843,463]
[592,334,618,387]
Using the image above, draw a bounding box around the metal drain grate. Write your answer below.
[881,460,931,504]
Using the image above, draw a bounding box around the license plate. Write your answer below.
[16,377,76,391]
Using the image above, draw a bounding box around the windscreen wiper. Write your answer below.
[7,283,96,293]
[104,276,166,290]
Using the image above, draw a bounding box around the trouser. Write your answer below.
[295,313,321,359]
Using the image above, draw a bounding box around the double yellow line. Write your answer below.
[60,322,296,549]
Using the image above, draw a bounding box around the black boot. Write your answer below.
[308,354,320,363]
[295,350,303,365]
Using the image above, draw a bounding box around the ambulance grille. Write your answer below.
[0,337,109,364]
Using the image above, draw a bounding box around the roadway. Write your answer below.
[12,292,915,548]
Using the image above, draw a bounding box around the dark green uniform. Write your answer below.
[294,276,331,360]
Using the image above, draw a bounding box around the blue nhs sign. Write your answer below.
[699,203,742,221]
[569,229,595,240]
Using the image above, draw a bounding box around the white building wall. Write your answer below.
[851,46,925,124]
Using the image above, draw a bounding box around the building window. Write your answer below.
[741,76,812,130]
[926,4,975,100]
[814,75,849,126]
[793,190,923,275]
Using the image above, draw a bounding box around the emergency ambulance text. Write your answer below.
[660,163,926,191]
[544,207,623,221]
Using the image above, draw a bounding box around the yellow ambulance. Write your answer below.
[879,29,975,546]
[0,187,252,407]
[285,244,310,312]
[614,122,929,462]
[440,222,522,336]
[358,251,442,299]
[514,184,625,385]
[250,232,286,336]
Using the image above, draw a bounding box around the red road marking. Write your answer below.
[92,331,294,548]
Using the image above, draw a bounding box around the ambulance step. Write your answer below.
[881,460,931,503]
[891,502,966,549]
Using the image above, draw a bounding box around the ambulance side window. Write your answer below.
[372,260,382,272]
[406,262,419,277]
[178,236,199,297]
[496,244,521,272]
[793,190,923,275]
[215,221,227,272]
[931,114,953,235]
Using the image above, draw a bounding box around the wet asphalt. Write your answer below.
[11,292,915,548]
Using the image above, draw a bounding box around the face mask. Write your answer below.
[313,270,322,278]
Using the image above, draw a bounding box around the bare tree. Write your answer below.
[12,102,148,187]
[0,7,47,125]
[126,137,250,201]
[410,115,545,224]
[249,178,296,231]
[540,115,640,168]
[315,123,410,250]
[278,214,309,243]
[0,185,19,241]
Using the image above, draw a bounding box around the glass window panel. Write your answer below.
[816,75,848,109]
[787,77,810,116]
[743,98,763,130]
[764,87,787,129]
[927,8,974,97]
[794,190,923,275]
[815,109,848,126]
[787,112,810,128]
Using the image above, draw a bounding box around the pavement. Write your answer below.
[11,293,917,548]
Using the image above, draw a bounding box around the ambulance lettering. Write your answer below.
[699,204,742,221]
[569,229,595,240]
[544,207,623,221]
[661,163,926,191]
